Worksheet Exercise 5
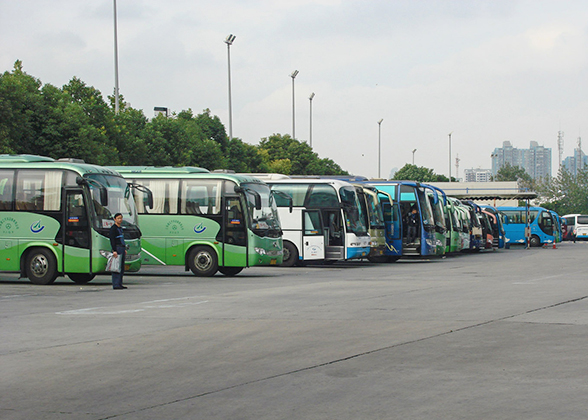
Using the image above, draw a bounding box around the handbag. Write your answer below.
[105,252,121,273]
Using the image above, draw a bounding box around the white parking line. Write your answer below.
[56,297,209,315]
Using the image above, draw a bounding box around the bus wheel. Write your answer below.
[68,273,96,284]
[281,241,298,267]
[188,246,218,277]
[26,248,58,285]
[386,256,400,263]
[529,235,541,247]
[218,267,244,276]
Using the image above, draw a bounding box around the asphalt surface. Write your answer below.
[1,242,587,420]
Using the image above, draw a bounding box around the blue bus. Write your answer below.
[368,181,438,259]
[498,206,556,247]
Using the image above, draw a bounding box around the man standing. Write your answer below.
[109,213,127,289]
[406,206,419,245]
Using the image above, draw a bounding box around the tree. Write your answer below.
[494,163,533,183]
[258,133,347,175]
[535,167,588,215]
[392,164,448,182]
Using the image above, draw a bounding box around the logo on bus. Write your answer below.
[0,217,19,234]
[194,223,206,234]
[31,220,45,233]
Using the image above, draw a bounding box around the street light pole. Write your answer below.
[113,0,120,114]
[225,34,236,141]
[412,148,417,165]
[378,119,383,178]
[309,92,315,148]
[448,132,453,182]
[291,70,299,139]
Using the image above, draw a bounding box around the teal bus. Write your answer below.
[111,167,283,276]
[0,155,142,284]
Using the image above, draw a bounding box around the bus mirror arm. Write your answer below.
[78,177,109,206]
[272,190,293,213]
[238,187,262,210]
[129,183,154,209]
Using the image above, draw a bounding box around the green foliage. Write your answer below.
[392,164,450,182]
[0,62,349,175]
[535,167,588,215]
[258,133,348,175]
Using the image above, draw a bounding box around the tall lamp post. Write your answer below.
[309,92,315,148]
[378,119,383,178]
[412,148,417,165]
[225,34,236,141]
[113,0,120,114]
[448,131,453,182]
[291,70,299,139]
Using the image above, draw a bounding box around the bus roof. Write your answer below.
[0,155,122,176]
[0,154,55,163]
[111,166,267,185]
[109,166,210,174]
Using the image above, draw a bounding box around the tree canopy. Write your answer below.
[392,164,451,182]
[0,61,348,176]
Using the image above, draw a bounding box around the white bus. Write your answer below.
[562,214,588,241]
[260,177,371,266]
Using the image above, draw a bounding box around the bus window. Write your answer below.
[181,179,222,215]
[0,170,14,210]
[15,170,62,211]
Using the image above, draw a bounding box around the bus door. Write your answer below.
[62,188,92,273]
[378,191,401,256]
[302,209,324,260]
[223,195,247,267]
[322,208,345,260]
[538,211,554,237]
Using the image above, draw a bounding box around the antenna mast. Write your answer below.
[557,131,564,170]
[578,136,583,171]
[455,154,460,181]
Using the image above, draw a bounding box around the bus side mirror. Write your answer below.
[100,188,108,207]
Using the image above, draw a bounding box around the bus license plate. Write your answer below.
[270,259,277,265]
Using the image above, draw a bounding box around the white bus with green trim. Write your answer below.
[111,167,283,276]
[0,155,143,284]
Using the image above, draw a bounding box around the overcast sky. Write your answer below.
[2,0,587,178]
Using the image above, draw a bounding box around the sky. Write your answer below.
[2,0,588,179]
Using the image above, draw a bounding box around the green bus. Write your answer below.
[0,155,142,284]
[111,167,283,276]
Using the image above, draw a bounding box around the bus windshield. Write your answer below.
[242,182,281,238]
[86,174,139,233]
[339,186,368,236]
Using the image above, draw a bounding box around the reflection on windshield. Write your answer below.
[339,187,368,235]
[86,174,139,231]
[242,182,281,238]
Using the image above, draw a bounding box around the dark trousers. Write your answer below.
[112,246,126,288]
[407,226,417,244]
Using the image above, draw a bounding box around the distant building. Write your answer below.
[154,107,169,117]
[491,141,552,180]
[562,148,588,176]
[464,168,492,182]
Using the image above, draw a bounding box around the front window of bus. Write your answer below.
[242,182,281,238]
[86,174,140,237]
[339,186,368,236]
[416,189,435,230]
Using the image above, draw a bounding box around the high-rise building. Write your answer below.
[491,141,552,180]
[562,148,588,176]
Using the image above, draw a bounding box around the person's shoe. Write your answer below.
[113,286,127,290]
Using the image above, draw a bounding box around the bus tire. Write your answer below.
[188,246,218,277]
[218,266,244,276]
[529,235,541,247]
[25,248,58,285]
[68,273,96,284]
[281,241,299,267]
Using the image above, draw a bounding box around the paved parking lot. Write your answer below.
[1,242,587,419]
